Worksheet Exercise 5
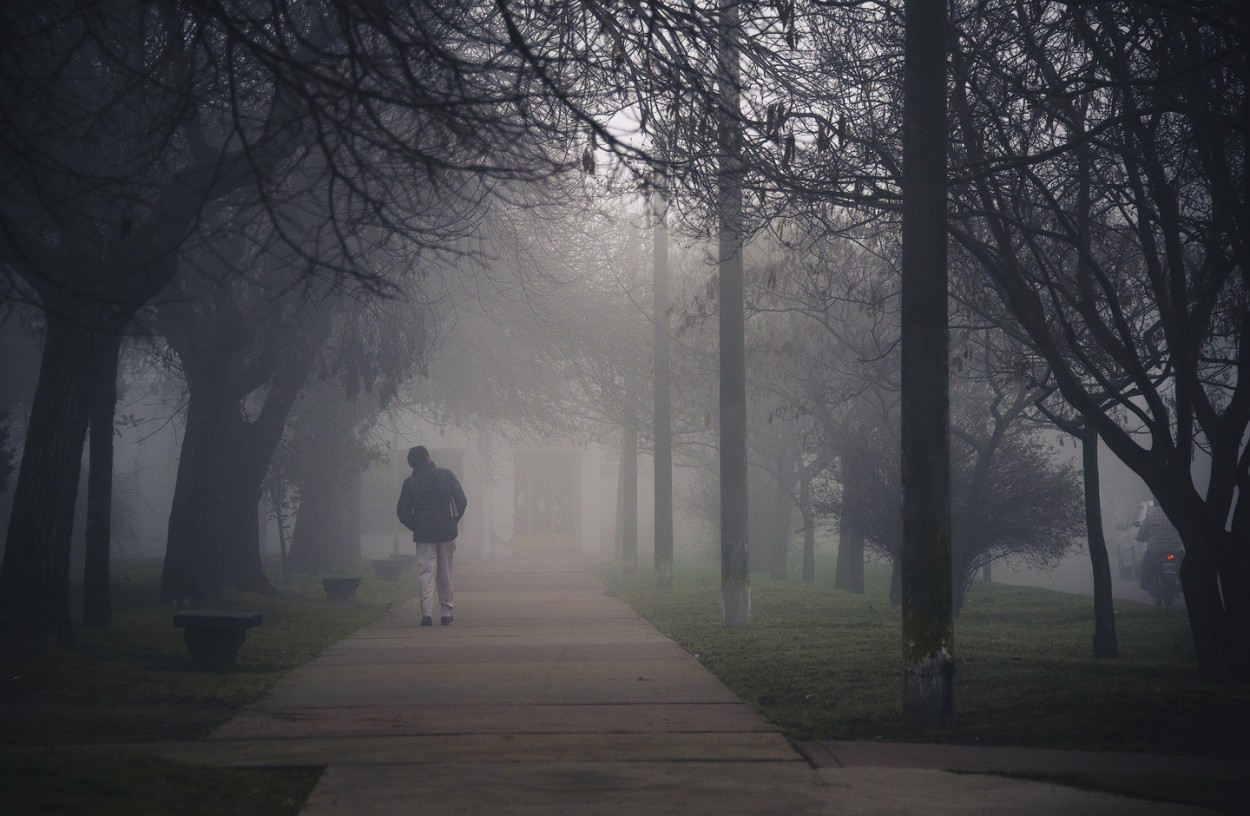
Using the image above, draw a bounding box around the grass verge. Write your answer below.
[0,748,320,816]
[1,557,416,814]
[599,559,1249,812]
[596,559,1250,755]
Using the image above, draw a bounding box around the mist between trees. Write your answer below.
[0,0,1245,722]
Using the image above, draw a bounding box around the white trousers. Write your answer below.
[416,540,456,618]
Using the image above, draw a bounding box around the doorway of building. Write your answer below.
[513,451,581,550]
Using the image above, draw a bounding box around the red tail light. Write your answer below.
[1165,553,1177,561]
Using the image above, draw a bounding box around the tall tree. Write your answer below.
[0,0,306,639]
[829,380,1082,613]
[833,453,866,594]
[797,446,820,585]
[717,0,751,628]
[652,168,675,589]
[621,402,640,575]
[948,3,1249,680]
[899,0,953,729]
[285,386,378,577]
[1080,425,1119,659]
[157,231,321,603]
[750,417,800,580]
[742,224,891,592]
[82,332,121,627]
[286,278,433,576]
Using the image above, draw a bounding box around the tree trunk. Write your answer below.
[1219,539,1250,681]
[767,480,791,581]
[159,364,294,602]
[799,460,816,584]
[717,0,750,628]
[159,376,227,604]
[1160,458,1250,681]
[83,332,122,628]
[215,419,278,593]
[613,441,625,562]
[899,0,954,730]
[0,314,112,643]
[621,409,638,575]
[162,430,277,600]
[288,468,363,575]
[835,477,866,594]
[1177,523,1247,681]
[653,169,674,589]
[268,478,291,579]
[345,472,362,563]
[767,425,799,581]
[1081,428,1118,658]
[1063,103,1119,660]
[287,483,326,574]
[217,476,269,590]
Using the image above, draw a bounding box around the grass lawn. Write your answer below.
[599,558,1249,813]
[0,749,320,816]
[597,559,1250,757]
[1,557,417,814]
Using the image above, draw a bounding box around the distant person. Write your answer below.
[397,446,467,626]
[1136,503,1182,591]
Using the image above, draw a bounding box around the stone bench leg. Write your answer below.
[184,628,249,671]
[322,578,362,606]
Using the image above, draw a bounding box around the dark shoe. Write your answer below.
[420,616,433,627]
[440,616,453,626]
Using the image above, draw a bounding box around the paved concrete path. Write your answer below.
[143,553,1219,814]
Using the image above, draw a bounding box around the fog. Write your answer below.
[0,334,1184,617]
[0,0,1230,624]
[0,243,1196,610]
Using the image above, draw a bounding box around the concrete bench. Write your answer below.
[371,559,403,581]
[173,610,262,671]
[322,577,362,606]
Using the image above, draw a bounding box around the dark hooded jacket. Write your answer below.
[397,460,467,543]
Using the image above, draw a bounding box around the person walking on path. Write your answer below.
[396,446,467,626]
